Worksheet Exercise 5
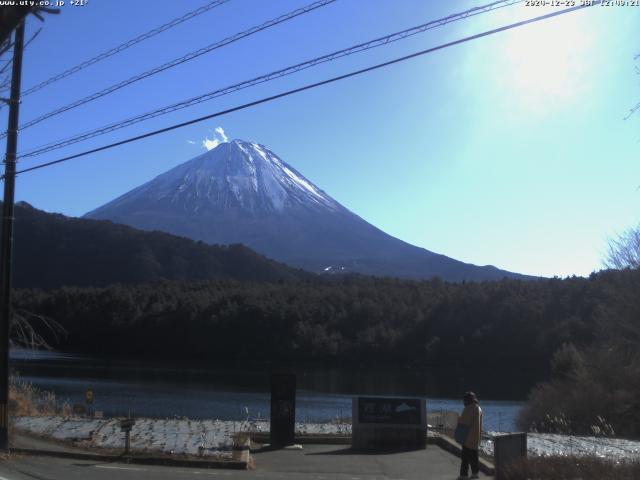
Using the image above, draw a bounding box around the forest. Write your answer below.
[12,274,593,366]
[15,268,636,368]
[12,267,640,436]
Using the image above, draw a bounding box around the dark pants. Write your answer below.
[460,446,479,477]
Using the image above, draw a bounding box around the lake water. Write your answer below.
[10,349,524,432]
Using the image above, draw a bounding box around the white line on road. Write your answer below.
[96,465,235,476]
[95,465,147,472]
[175,469,232,476]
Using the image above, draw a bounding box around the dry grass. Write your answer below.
[503,455,640,480]
[233,431,251,446]
[8,375,68,418]
[7,375,70,443]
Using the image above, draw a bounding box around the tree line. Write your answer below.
[13,266,640,435]
[11,269,635,372]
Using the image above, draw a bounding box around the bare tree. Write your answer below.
[11,309,65,350]
[605,56,640,270]
[605,225,640,269]
[625,54,640,120]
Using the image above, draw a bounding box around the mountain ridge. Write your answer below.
[10,201,309,289]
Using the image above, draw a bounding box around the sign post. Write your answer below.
[120,418,136,456]
[352,396,426,450]
[85,389,94,416]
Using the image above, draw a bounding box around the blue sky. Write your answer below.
[5,0,639,277]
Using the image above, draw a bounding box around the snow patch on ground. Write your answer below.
[16,416,104,442]
[246,420,351,436]
[481,432,640,460]
[16,416,640,462]
[14,416,245,458]
[14,416,351,457]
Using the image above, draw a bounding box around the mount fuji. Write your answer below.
[85,139,527,281]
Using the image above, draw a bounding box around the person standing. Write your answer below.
[456,391,483,479]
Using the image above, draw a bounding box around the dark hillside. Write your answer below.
[9,202,308,288]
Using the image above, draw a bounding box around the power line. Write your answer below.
[0,28,41,93]
[19,0,523,160]
[6,0,336,138]
[20,0,231,97]
[10,2,599,178]
[624,101,640,120]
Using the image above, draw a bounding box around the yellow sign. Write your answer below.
[85,389,94,404]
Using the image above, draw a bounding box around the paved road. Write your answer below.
[0,444,492,480]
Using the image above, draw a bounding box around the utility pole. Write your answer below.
[0,18,25,452]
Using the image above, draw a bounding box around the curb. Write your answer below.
[250,433,351,445]
[11,437,252,470]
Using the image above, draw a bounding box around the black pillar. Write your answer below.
[270,372,296,446]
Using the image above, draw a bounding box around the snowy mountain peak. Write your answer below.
[199,139,340,212]
[87,139,340,217]
[227,140,337,211]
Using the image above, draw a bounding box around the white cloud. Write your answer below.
[186,140,196,145]
[215,127,228,142]
[202,126,229,151]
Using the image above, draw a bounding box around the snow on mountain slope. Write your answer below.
[85,139,529,281]
[95,140,340,216]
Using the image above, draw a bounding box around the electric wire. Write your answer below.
[20,0,231,97]
[625,101,640,120]
[10,2,599,177]
[629,56,640,118]
[0,28,41,95]
[5,0,336,139]
[18,0,523,160]
[0,28,40,77]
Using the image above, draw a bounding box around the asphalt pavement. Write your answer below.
[0,443,493,480]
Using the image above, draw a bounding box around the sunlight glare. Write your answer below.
[498,7,596,115]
